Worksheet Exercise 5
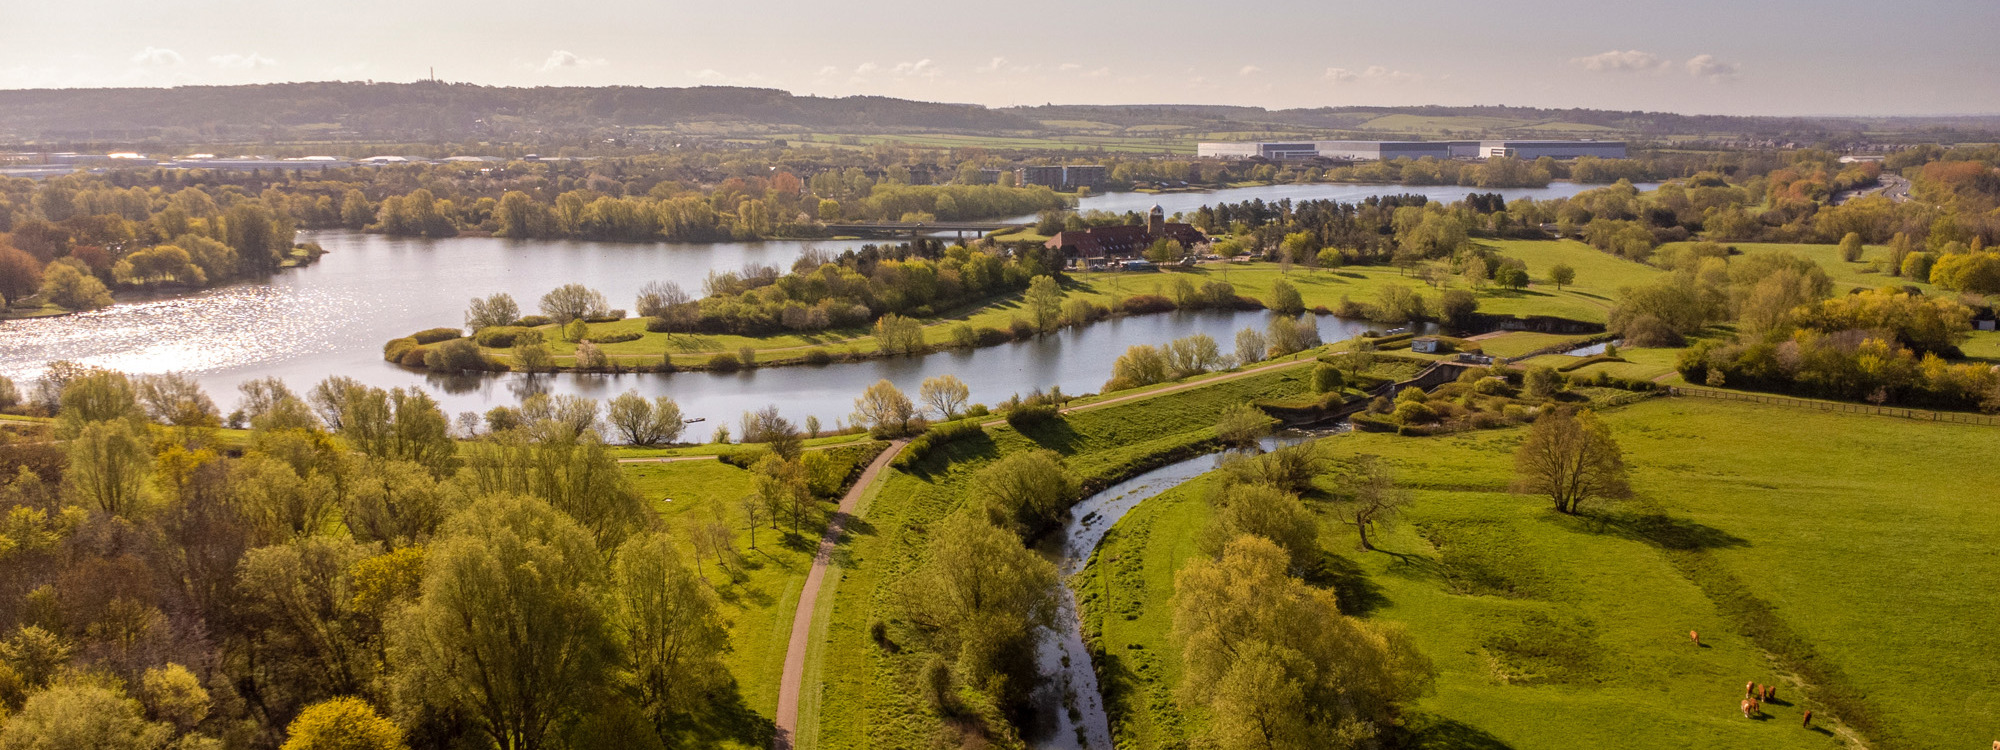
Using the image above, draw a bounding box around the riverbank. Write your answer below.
[385,239,1653,376]
[1073,396,2000,749]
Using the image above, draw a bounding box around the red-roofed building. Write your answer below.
[1045,205,1207,260]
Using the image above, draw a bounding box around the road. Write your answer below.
[1832,172,1910,205]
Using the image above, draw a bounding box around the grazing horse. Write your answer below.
[1741,698,1757,718]
[1745,680,1756,697]
[1690,630,1700,645]
[1763,684,1776,701]
[1802,709,1812,728]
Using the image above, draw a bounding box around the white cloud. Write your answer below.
[131,47,182,66]
[854,62,879,75]
[977,57,1006,73]
[1057,63,1082,72]
[1569,50,1669,73]
[1239,65,1262,76]
[1685,54,1741,81]
[1324,65,1419,84]
[538,50,605,72]
[689,69,726,81]
[209,52,276,69]
[891,59,938,78]
[1084,67,1111,78]
[815,65,838,76]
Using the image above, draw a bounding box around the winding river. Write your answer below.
[0,182,1629,423]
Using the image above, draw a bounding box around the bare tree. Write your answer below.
[918,375,970,420]
[1339,456,1411,551]
[1513,407,1630,514]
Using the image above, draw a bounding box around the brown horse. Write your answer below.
[1741,698,1757,718]
[1764,684,1777,701]
[1690,629,1700,645]
[1802,709,1812,728]
[1745,680,1756,697]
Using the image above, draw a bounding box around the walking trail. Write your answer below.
[772,438,907,750]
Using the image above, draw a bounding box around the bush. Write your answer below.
[643,316,674,333]
[1392,400,1438,425]
[706,352,742,371]
[424,337,490,372]
[1351,413,1399,432]
[803,349,834,365]
[398,346,429,367]
[1005,402,1060,428]
[513,314,553,327]
[383,337,419,363]
[1311,363,1344,393]
[1008,316,1037,339]
[592,331,643,344]
[976,327,1015,346]
[1121,294,1176,315]
[893,419,987,469]
[410,327,463,345]
[473,326,528,348]
[585,310,626,323]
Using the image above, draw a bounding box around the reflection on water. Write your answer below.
[0,181,1587,421]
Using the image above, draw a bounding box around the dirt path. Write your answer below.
[772,438,907,750]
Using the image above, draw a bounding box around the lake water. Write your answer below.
[0,182,1622,424]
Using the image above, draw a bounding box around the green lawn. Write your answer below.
[1078,397,2000,750]
[617,442,886,748]
[805,366,1320,749]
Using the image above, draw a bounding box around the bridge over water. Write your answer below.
[824,221,1029,240]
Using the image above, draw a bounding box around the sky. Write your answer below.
[5,0,1997,117]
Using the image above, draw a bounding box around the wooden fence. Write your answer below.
[1665,386,2000,426]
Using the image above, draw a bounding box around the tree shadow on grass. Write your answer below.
[660,680,775,749]
[1089,649,1144,745]
[1397,713,1516,750]
[1304,548,1389,617]
[1018,417,1085,455]
[827,516,877,569]
[1557,507,1749,553]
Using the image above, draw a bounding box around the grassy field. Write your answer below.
[804,365,1322,749]
[1078,396,2000,750]
[616,442,886,748]
[1657,241,1936,296]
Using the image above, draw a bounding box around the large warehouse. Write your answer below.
[1196,139,1624,161]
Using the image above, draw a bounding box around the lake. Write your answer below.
[0,181,1623,425]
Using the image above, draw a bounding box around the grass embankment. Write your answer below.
[422,239,1657,373]
[616,441,887,748]
[805,365,1321,750]
[1079,397,2000,750]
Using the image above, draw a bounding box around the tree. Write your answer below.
[1315,247,1345,271]
[390,494,616,750]
[852,379,916,437]
[1310,363,1344,394]
[918,375,970,420]
[0,680,174,750]
[1437,289,1479,333]
[1513,407,1629,514]
[969,448,1079,533]
[610,532,730,728]
[282,697,405,750]
[0,241,43,302]
[1523,365,1562,399]
[1338,456,1409,551]
[1164,333,1225,378]
[465,293,519,330]
[39,262,113,310]
[605,392,685,446]
[872,313,924,355]
[751,454,810,536]
[897,512,1058,702]
[512,330,555,373]
[539,284,609,323]
[741,405,803,460]
[633,281,690,319]
[1234,328,1268,366]
[135,372,219,431]
[1548,263,1576,291]
[1267,279,1305,316]
[139,664,211,734]
[1024,274,1063,333]
[1839,232,1865,263]
[65,420,151,517]
[1172,536,1431,750]
[1109,344,1170,389]
[1199,482,1320,571]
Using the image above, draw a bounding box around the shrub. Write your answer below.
[706,352,742,371]
[1392,400,1438,425]
[1121,294,1176,314]
[977,327,1014,346]
[513,314,553,327]
[893,419,987,469]
[592,331,643,344]
[383,337,419,363]
[1311,363,1344,393]
[803,349,834,365]
[410,327,463,345]
[1351,413,1399,432]
[1008,316,1037,339]
[1005,402,1060,428]
[424,337,489,372]
[398,346,429,367]
[585,310,626,323]
[473,326,527,348]
[738,346,758,369]
[643,316,674,333]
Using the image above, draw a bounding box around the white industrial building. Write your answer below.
[1197,139,1625,161]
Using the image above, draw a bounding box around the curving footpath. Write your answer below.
[773,438,908,750]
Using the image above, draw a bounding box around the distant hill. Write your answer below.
[0,82,1038,142]
[1,82,1994,146]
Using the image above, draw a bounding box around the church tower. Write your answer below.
[1147,204,1165,236]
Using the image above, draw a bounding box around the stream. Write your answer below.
[1030,431,1323,749]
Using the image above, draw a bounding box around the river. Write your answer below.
[0,182,1627,424]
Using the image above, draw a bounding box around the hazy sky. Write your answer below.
[6,0,1996,116]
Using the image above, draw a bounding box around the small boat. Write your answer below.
[684,417,706,423]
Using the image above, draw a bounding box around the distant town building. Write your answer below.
[1045,205,1207,260]
[1197,139,1625,161]
[1016,164,1107,191]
